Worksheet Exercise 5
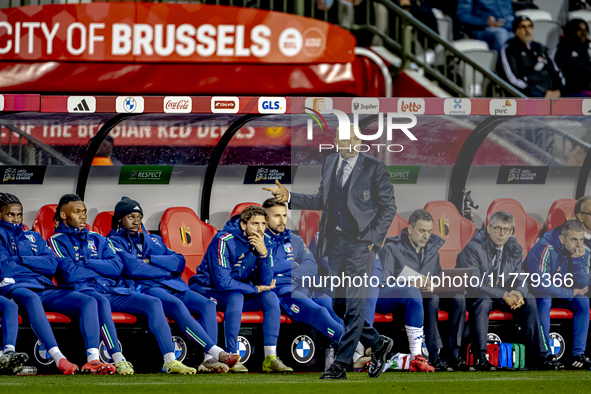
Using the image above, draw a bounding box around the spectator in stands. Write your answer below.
[526,220,591,369]
[189,206,292,373]
[89,135,122,166]
[575,195,591,248]
[50,194,195,375]
[0,298,29,375]
[456,0,515,53]
[0,193,115,375]
[553,19,591,96]
[458,211,564,370]
[380,209,467,372]
[398,0,440,34]
[365,259,435,372]
[498,16,564,97]
[107,197,239,373]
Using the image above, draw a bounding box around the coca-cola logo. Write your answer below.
[163,96,192,113]
[214,101,236,109]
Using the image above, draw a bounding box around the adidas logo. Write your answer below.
[134,206,140,210]
[67,96,96,113]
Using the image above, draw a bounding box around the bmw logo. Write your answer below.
[237,336,251,364]
[487,333,502,344]
[34,340,54,365]
[99,340,123,364]
[291,335,315,364]
[124,97,137,113]
[549,332,565,360]
[172,336,188,362]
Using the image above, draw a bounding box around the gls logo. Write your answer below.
[305,108,418,153]
[258,97,286,114]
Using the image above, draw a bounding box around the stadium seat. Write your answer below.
[549,308,574,319]
[423,201,476,269]
[383,212,409,246]
[160,207,218,284]
[33,204,91,240]
[452,39,497,96]
[534,0,568,23]
[532,20,561,49]
[111,313,137,324]
[374,311,448,323]
[568,10,591,24]
[299,210,322,247]
[515,9,553,21]
[486,198,541,257]
[230,202,262,218]
[546,199,576,231]
[92,211,114,236]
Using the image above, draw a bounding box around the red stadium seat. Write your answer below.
[230,202,262,219]
[299,210,322,247]
[92,211,114,236]
[489,311,513,320]
[382,212,409,246]
[45,312,71,324]
[160,207,217,284]
[111,313,137,324]
[549,308,574,319]
[374,311,448,323]
[423,201,476,269]
[22,224,29,231]
[546,199,576,232]
[486,198,541,257]
[33,204,91,240]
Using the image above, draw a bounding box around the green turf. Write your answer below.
[1,371,590,394]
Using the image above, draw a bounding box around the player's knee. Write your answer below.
[475,296,492,311]
[452,292,466,308]
[80,296,98,315]
[573,294,590,310]
[261,291,280,309]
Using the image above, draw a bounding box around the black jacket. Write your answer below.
[456,228,528,298]
[379,228,445,281]
[497,37,564,97]
[290,153,396,257]
[552,38,591,95]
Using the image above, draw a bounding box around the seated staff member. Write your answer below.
[526,220,591,369]
[0,193,114,375]
[380,209,467,371]
[459,211,563,371]
[365,259,434,372]
[0,297,29,375]
[261,199,345,345]
[107,197,239,373]
[49,194,195,375]
[190,206,292,373]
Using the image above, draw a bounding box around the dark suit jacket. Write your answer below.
[290,153,396,257]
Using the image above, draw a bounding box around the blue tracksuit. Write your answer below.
[189,216,279,354]
[526,227,590,357]
[0,220,100,354]
[0,296,18,350]
[50,223,174,356]
[266,228,343,343]
[108,227,218,352]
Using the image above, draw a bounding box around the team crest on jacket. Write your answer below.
[179,222,192,247]
[291,335,315,364]
[88,240,96,250]
[363,189,370,201]
[284,242,293,253]
[24,233,35,243]
[290,304,300,313]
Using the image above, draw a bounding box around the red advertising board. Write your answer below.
[0,4,355,64]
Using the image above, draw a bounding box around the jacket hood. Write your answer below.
[0,220,24,235]
[541,227,568,256]
[265,228,291,242]
[54,222,89,239]
[223,216,249,243]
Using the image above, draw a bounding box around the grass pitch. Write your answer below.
[1,371,590,394]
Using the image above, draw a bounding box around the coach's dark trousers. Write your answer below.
[327,232,382,366]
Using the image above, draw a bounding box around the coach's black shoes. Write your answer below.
[536,355,564,371]
[320,363,347,380]
[447,355,470,371]
[474,356,496,371]
[571,354,591,370]
[430,356,453,372]
[368,335,393,378]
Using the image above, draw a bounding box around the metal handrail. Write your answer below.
[0,123,76,165]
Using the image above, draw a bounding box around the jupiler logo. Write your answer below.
[305,108,418,153]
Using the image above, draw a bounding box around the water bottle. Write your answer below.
[14,366,37,376]
[324,347,335,371]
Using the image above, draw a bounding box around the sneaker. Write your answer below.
[163,359,196,374]
[320,362,346,380]
[430,356,452,372]
[219,352,240,369]
[198,359,229,373]
[115,360,134,375]
[368,335,393,378]
[537,355,564,371]
[353,356,371,372]
[230,360,248,373]
[447,355,470,371]
[262,355,293,373]
[571,354,591,369]
[81,360,116,375]
[409,355,435,372]
[0,352,28,374]
[58,358,79,375]
[474,355,496,371]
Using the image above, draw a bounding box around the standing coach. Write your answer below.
[264,125,396,379]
